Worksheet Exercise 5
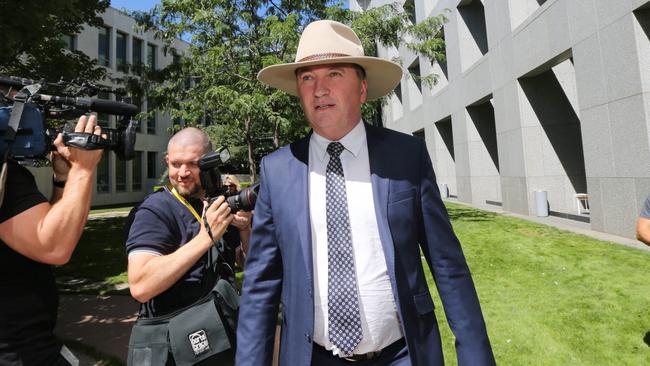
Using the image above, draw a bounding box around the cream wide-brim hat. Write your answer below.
[257,20,404,100]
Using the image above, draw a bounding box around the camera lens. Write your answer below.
[225,184,259,212]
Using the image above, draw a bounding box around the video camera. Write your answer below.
[0,75,139,161]
[198,148,259,212]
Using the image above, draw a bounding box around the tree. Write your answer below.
[0,0,109,82]
[134,0,446,181]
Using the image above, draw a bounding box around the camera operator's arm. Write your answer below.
[128,197,233,303]
[231,210,252,267]
[0,115,102,265]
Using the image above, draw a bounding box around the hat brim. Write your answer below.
[257,56,404,101]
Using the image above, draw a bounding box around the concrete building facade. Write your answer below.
[352,0,650,239]
[30,6,188,207]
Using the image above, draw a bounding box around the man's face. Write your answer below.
[166,143,204,198]
[296,63,367,140]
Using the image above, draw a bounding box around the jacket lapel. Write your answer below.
[289,135,314,279]
[366,124,397,281]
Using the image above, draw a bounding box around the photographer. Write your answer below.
[125,127,250,364]
[0,113,103,365]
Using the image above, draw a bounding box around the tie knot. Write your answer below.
[327,142,345,158]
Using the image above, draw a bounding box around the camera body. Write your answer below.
[198,151,258,212]
[0,104,48,159]
[0,76,139,161]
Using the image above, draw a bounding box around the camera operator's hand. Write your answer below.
[201,196,233,244]
[52,114,103,174]
[50,149,71,182]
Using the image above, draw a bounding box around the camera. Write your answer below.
[198,149,258,212]
[0,75,139,161]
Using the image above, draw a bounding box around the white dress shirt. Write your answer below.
[309,121,404,357]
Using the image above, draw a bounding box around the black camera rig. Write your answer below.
[0,75,139,162]
[198,149,259,213]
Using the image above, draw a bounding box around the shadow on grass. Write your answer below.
[644,331,650,347]
[54,216,129,295]
[446,206,498,222]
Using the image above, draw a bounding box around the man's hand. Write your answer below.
[231,210,252,232]
[202,196,234,244]
[52,114,103,174]
[50,149,71,182]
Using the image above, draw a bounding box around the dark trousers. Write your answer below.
[311,339,410,366]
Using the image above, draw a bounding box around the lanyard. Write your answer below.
[170,186,202,222]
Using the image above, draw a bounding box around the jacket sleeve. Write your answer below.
[416,140,496,366]
[235,156,283,366]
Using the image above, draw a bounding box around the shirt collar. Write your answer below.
[311,120,366,162]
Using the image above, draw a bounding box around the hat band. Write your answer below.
[297,53,353,62]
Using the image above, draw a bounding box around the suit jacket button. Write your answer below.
[308,289,313,298]
[305,334,312,343]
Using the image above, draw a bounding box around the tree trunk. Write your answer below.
[245,116,256,182]
[273,119,280,149]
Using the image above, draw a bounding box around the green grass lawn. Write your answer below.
[434,203,650,365]
[55,203,650,364]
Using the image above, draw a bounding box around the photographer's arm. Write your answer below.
[0,115,102,265]
[128,198,233,303]
[231,210,252,267]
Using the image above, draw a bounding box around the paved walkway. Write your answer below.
[56,295,138,365]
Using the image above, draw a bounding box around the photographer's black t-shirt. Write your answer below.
[126,189,239,316]
[0,160,63,365]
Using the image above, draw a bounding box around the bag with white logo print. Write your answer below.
[127,246,238,366]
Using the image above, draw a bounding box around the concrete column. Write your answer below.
[109,27,117,70]
[573,8,650,237]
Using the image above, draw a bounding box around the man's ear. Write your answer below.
[360,79,368,104]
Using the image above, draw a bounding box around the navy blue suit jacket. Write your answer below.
[236,124,495,365]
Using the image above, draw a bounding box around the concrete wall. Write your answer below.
[355,0,650,239]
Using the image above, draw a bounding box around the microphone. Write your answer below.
[33,94,139,116]
[0,75,39,88]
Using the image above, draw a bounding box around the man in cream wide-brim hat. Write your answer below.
[237,19,496,366]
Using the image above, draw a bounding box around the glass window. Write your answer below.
[96,91,111,127]
[147,43,156,70]
[97,153,110,193]
[147,151,157,179]
[98,26,110,67]
[147,111,156,134]
[404,0,416,24]
[116,153,127,192]
[62,34,75,51]
[132,38,143,75]
[116,32,128,73]
[132,151,143,191]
